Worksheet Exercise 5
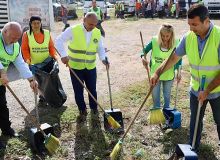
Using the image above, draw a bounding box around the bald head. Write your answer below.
[2,22,22,45]
[83,12,98,31]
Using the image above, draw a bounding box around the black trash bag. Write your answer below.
[34,59,67,108]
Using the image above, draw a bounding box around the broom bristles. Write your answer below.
[110,140,123,160]
[44,133,60,155]
[107,115,121,129]
[148,108,166,125]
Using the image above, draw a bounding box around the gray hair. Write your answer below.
[2,21,22,33]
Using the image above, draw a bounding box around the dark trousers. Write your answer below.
[70,68,97,112]
[189,92,220,150]
[0,85,11,132]
[145,10,153,18]
[96,21,105,37]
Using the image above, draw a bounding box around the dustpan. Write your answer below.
[30,93,54,153]
[103,58,124,133]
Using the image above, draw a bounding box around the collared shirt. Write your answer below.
[176,23,220,99]
[55,24,106,61]
[0,36,33,79]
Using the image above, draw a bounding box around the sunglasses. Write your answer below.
[163,24,172,29]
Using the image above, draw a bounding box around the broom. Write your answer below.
[54,47,121,129]
[140,31,165,125]
[68,66,121,129]
[110,48,176,160]
[6,85,60,155]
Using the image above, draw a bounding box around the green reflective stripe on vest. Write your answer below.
[89,7,101,20]
[189,63,220,71]
[150,37,178,80]
[0,34,19,70]
[186,25,220,93]
[27,29,50,64]
[68,24,101,70]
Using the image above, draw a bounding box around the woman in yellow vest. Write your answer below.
[141,24,182,111]
[21,15,58,107]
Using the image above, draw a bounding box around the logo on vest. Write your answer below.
[93,38,98,44]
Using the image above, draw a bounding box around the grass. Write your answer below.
[0,67,220,159]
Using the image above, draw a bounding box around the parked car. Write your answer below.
[53,2,78,21]
[106,2,114,8]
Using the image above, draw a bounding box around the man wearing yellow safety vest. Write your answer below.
[55,12,109,118]
[151,4,220,151]
[89,0,105,37]
[0,22,38,149]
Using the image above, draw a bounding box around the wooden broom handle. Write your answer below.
[6,85,47,137]
[140,31,151,82]
[69,67,106,113]
[54,47,106,113]
[121,47,176,140]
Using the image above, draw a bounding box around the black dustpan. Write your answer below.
[104,58,124,133]
[30,93,54,153]
[168,76,206,160]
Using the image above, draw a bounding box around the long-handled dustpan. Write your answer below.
[30,92,54,153]
[6,85,60,155]
[110,48,176,160]
[168,76,206,160]
[103,57,124,133]
[163,67,182,129]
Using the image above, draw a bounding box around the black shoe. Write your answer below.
[0,141,5,149]
[91,109,98,115]
[79,110,88,116]
[77,110,87,123]
[2,128,20,137]
[38,97,47,107]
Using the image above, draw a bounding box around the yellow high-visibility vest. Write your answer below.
[68,24,101,70]
[186,25,220,93]
[27,29,50,64]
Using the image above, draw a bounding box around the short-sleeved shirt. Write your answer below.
[175,22,220,99]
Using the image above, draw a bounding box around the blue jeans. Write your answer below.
[189,92,220,150]
[70,68,97,112]
[152,80,173,108]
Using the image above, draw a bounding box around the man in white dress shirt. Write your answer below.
[56,12,109,118]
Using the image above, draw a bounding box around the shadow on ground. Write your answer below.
[74,112,110,160]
